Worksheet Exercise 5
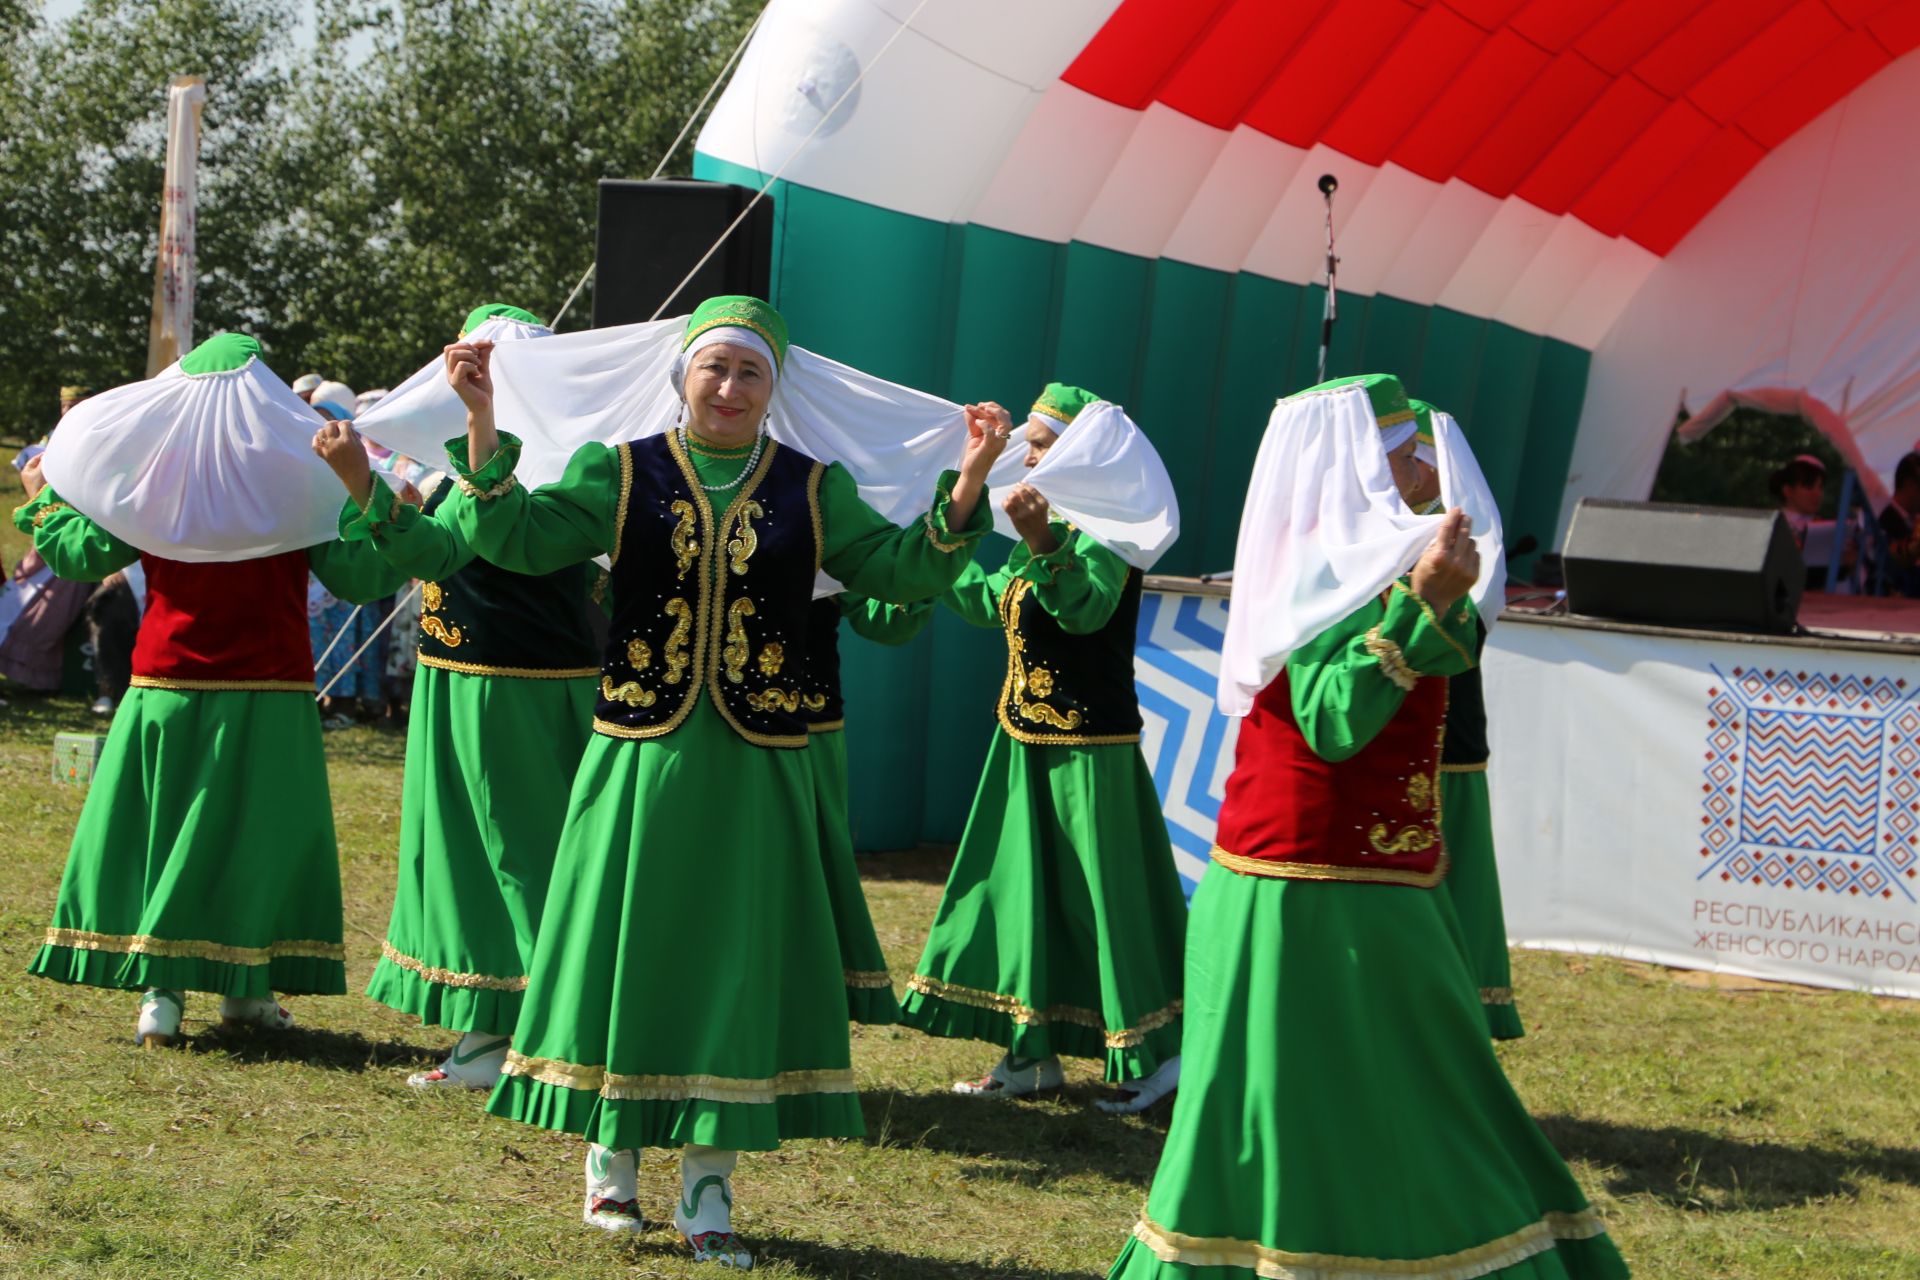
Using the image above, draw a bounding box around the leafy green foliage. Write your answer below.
[0,0,756,441]
[1651,407,1850,519]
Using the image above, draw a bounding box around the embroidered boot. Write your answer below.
[408,1032,509,1090]
[581,1144,644,1234]
[136,989,184,1048]
[675,1145,751,1268]
[952,1053,1064,1098]
[1095,1054,1181,1114]
[218,995,294,1032]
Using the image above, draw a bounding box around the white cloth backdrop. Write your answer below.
[1488,618,1920,996]
[1563,48,1920,541]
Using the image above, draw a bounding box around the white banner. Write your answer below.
[146,76,206,377]
[1488,618,1920,996]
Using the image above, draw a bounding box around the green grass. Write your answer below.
[0,697,1917,1278]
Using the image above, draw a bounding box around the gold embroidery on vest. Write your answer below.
[420,616,464,647]
[1406,773,1433,812]
[803,692,828,712]
[421,581,444,611]
[627,637,652,670]
[601,675,656,708]
[746,686,802,713]
[669,500,699,581]
[723,598,755,684]
[1002,581,1084,732]
[662,598,693,684]
[728,499,763,575]
[1368,823,1437,856]
[757,642,784,676]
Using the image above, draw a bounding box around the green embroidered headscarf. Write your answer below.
[460,303,546,337]
[682,295,789,371]
[180,332,263,375]
[1030,382,1099,427]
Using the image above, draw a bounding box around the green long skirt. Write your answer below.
[1441,767,1525,1040]
[364,665,596,1036]
[898,732,1186,1082]
[486,700,864,1151]
[28,687,347,998]
[1108,864,1629,1280]
[809,729,901,1025]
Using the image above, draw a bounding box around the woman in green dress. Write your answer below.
[443,296,1004,1268]
[800,594,932,1025]
[312,304,601,1090]
[900,384,1187,1113]
[15,334,408,1046]
[1109,374,1626,1280]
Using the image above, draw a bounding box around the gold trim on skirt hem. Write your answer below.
[501,1051,855,1103]
[379,941,528,991]
[905,974,1180,1048]
[844,969,893,989]
[44,928,345,966]
[1130,1208,1608,1279]
[1438,761,1489,774]
[129,676,316,693]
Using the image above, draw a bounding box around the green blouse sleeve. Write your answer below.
[838,592,933,645]
[448,433,620,575]
[1287,582,1479,763]
[938,558,1006,628]
[12,488,140,579]
[338,475,477,581]
[306,536,411,605]
[817,463,991,604]
[1013,525,1131,635]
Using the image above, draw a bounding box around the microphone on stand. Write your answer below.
[1316,174,1339,383]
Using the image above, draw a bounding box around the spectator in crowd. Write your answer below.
[1770,454,1857,591]
[0,386,98,696]
[1879,451,1920,598]
[292,373,323,403]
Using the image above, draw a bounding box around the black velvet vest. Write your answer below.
[800,597,847,733]
[1442,618,1490,768]
[594,432,826,748]
[416,482,599,677]
[995,539,1144,746]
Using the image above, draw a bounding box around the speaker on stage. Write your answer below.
[593,179,774,328]
[1561,498,1803,634]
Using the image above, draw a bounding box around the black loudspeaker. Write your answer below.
[593,180,774,328]
[1562,498,1803,634]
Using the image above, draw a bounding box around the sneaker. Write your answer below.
[952,1053,1065,1098]
[321,714,355,730]
[407,1032,509,1090]
[218,995,294,1031]
[136,989,183,1048]
[1094,1055,1181,1115]
[89,695,114,716]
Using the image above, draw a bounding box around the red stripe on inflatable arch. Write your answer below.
[1062,0,1920,255]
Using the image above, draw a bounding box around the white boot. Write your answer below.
[136,989,183,1048]
[218,995,294,1032]
[581,1144,644,1234]
[675,1145,750,1269]
[952,1053,1065,1098]
[407,1032,509,1091]
[1095,1055,1181,1115]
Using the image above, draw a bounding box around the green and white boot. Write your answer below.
[675,1145,750,1269]
[136,989,184,1049]
[408,1032,509,1090]
[952,1053,1064,1098]
[218,995,294,1032]
[582,1144,644,1234]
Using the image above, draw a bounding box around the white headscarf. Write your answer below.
[38,354,344,562]
[353,314,557,463]
[1217,383,1505,717]
[985,401,1180,571]
[308,380,357,421]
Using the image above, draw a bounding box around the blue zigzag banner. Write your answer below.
[1133,589,1238,895]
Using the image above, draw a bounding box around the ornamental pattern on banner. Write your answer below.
[1702,664,1920,901]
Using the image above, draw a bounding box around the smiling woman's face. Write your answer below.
[683,342,772,444]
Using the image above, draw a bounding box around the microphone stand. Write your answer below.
[1316,174,1339,384]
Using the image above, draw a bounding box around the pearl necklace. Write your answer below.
[681,425,765,492]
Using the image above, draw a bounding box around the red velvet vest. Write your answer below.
[1211,667,1449,888]
[131,549,316,690]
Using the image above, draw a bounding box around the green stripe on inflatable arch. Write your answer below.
[696,154,1591,849]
